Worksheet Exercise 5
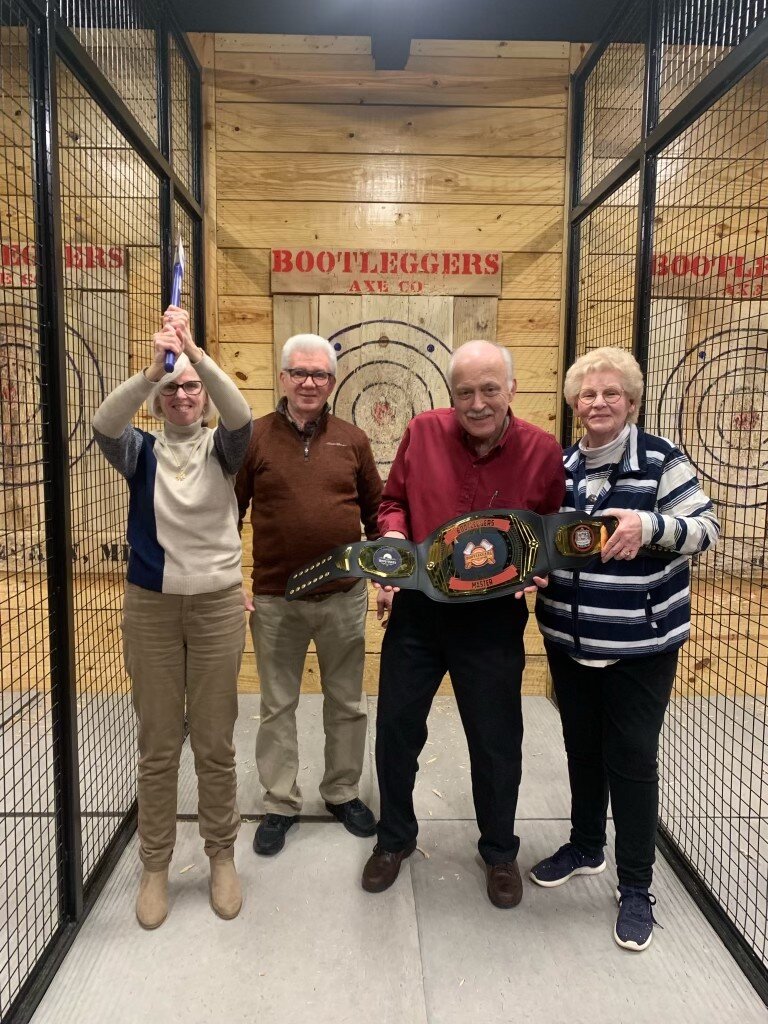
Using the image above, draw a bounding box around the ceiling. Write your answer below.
[171,0,622,69]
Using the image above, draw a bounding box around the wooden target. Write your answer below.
[646,299,768,576]
[0,274,128,574]
[321,295,453,476]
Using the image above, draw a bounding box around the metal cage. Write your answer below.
[0,2,202,1021]
[567,0,768,1002]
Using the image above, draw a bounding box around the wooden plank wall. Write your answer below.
[186,31,576,696]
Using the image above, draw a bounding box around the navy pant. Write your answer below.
[545,643,678,888]
[376,590,527,865]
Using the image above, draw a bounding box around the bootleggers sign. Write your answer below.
[271,247,502,296]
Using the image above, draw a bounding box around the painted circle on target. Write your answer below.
[654,329,768,509]
[330,319,451,470]
[0,319,104,488]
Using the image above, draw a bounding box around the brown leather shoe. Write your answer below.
[486,861,523,909]
[362,840,417,893]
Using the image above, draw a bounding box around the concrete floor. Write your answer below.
[28,695,768,1024]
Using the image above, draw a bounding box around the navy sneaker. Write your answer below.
[529,843,606,887]
[253,813,298,856]
[614,885,659,951]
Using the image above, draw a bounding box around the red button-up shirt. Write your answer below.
[378,408,565,542]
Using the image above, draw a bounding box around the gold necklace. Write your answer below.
[164,437,204,481]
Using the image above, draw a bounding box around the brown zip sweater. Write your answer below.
[235,399,382,595]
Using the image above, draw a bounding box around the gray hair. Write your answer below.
[448,341,515,388]
[281,333,337,374]
[563,346,643,424]
[145,352,218,422]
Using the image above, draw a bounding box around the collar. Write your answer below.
[565,422,645,475]
[162,420,204,444]
[277,396,330,436]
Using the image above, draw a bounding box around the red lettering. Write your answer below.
[420,253,439,274]
[383,251,398,274]
[66,245,83,268]
[272,249,293,273]
[651,254,669,277]
[671,255,689,276]
[689,255,711,277]
[716,255,735,277]
[316,250,335,273]
[443,253,461,275]
[461,253,482,275]
[484,253,500,275]
[108,247,123,268]
[400,252,418,274]
[295,250,313,272]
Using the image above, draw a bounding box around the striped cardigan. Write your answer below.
[536,425,720,659]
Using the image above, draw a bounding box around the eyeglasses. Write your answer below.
[159,380,204,397]
[577,387,625,406]
[284,368,334,385]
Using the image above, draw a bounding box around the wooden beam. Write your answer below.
[216,201,565,252]
[214,65,569,108]
[216,102,567,157]
[217,152,565,205]
[215,34,372,54]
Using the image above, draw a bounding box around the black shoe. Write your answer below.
[253,813,298,856]
[325,798,377,837]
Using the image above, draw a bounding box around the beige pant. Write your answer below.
[251,580,368,814]
[122,582,245,869]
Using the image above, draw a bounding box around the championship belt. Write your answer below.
[285,509,674,604]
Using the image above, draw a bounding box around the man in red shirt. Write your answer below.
[361,340,565,908]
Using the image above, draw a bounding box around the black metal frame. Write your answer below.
[563,0,768,1005]
[2,2,202,1021]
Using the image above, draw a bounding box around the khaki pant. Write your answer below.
[251,580,368,814]
[122,582,245,870]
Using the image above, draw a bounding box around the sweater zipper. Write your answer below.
[303,433,314,461]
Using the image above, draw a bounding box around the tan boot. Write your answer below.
[210,853,242,920]
[136,867,169,929]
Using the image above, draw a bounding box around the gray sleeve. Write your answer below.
[92,371,155,438]
[93,425,144,479]
[195,353,252,431]
[214,420,253,476]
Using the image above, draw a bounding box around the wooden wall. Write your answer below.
[189,32,585,695]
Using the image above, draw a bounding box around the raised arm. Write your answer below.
[162,305,252,474]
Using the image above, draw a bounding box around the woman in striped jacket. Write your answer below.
[533,346,719,953]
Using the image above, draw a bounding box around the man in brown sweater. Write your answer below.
[236,333,382,855]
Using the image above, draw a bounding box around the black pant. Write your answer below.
[545,643,678,888]
[376,590,527,865]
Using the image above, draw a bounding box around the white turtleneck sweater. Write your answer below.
[93,354,252,595]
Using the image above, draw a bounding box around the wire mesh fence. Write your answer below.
[571,0,768,990]
[0,2,200,1020]
[169,33,194,199]
[57,0,160,144]
[0,10,61,1017]
[647,49,768,970]
[658,0,768,118]
[578,2,648,199]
